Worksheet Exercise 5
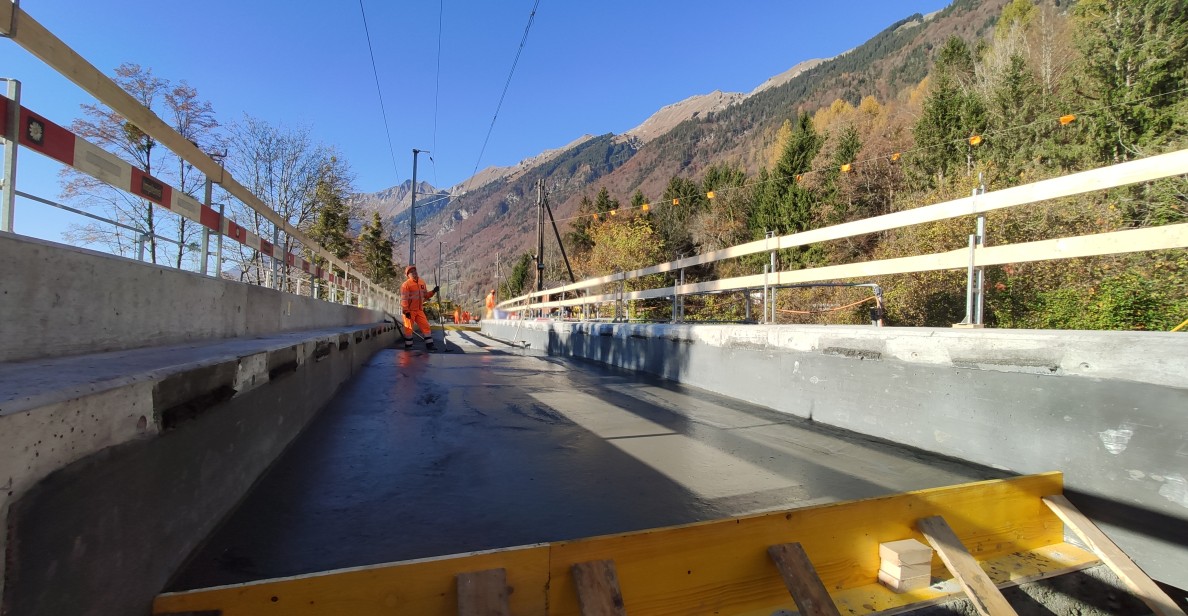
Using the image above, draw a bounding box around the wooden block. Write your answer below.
[571,559,627,616]
[917,516,1019,616]
[879,560,931,580]
[1043,495,1187,616]
[878,569,931,593]
[879,538,933,565]
[456,568,510,616]
[768,543,843,616]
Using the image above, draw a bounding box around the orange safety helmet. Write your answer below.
[405,265,417,276]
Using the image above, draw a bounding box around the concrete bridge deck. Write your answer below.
[168,330,1011,591]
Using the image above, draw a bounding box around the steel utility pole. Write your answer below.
[409,148,428,266]
[535,179,545,293]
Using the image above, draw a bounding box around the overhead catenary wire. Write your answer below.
[357,0,405,220]
[456,0,542,202]
[431,0,444,188]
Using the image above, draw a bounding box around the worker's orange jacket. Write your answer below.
[400,277,435,312]
[486,293,496,310]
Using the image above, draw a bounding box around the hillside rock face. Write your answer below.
[352,1,1008,310]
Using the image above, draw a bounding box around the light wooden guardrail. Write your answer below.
[1,2,399,311]
[498,149,1188,314]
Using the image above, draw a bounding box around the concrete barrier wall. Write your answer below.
[482,319,1188,589]
[2,323,400,616]
[0,232,391,363]
[0,232,405,614]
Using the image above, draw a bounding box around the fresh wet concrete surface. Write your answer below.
[168,331,1009,591]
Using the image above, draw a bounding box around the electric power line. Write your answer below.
[357,0,404,219]
[457,0,542,201]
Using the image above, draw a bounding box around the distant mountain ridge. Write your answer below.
[352,0,1007,307]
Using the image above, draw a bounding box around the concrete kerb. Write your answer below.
[480,319,1188,589]
[0,321,399,616]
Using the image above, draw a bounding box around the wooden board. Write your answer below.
[156,474,1064,616]
[767,543,842,616]
[917,516,1018,616]
[457,568,510,616]
[570,560,627,616]
[1043,495,1187,616]
[499,151,1188,309]
[154,544,551,616]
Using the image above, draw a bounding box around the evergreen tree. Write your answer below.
[986,54,1043,180]
[501,252,535,299]
[566,193,597,254]
[359,212,397,284]
[912,36,988,185]
[692,164,751,253]
[751,111,822,237]
[306,158,353,272]
[1073,0,1188,163]
[657,175,703,259]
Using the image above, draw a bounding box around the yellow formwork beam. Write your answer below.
[156,473,1069,616]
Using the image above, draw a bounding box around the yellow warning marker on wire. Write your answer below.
[841,164,852,173]
[672,198,680,205]
[891,152,901,162]
[1060,114,1076,125]
[641,203,650,212]
[969,135,983,146]
[707,191,715,199]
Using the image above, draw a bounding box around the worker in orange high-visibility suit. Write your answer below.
[400,265,438,350]
[485,289,496,320]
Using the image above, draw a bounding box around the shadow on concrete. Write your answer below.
[166,346,1005,592]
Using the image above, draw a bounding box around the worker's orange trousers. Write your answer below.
[403,310,431,338]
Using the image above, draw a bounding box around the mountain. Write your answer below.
[355,0,1011,310]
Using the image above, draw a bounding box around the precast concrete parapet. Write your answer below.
[0,232,392,363]
[0,321,400,616]
[481,319,1188,589]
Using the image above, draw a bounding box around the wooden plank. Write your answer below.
[917,516,1018,616]
[508,223,1188,312]
[1043,495,1187,616]
[501,150,1188,309]
[456,568,510,616]
[767,543,842,616]
[153,544,551,616]
[571,560,627,616]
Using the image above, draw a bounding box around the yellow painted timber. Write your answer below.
[155,473,1065,616]
[153,544,551,616]
[543,473,1062,616]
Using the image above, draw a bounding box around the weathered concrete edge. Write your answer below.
[484,320,1187,388]
[480,319,1188,589]
[0,232,393,363]
[1,322,400,616]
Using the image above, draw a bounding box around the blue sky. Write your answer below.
[2,0,950,245]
